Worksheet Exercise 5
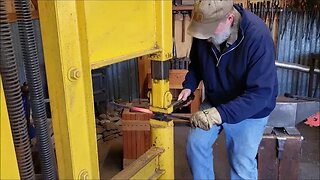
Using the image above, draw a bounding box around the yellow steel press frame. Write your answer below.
[0,77,20,179]
[31,1,173,179]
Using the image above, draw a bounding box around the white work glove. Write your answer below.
[178,89,192,107]
[190,107,222,131]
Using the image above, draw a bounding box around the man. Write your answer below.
[177,0,278,179]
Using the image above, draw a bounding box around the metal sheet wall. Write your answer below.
[92,58,139,104]
[276,10,320,98]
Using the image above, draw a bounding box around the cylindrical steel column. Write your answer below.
[150,119,174,179]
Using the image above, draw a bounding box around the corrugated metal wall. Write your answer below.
[277,9,320,98]
[92,58,139,113]
[92,59,139,103]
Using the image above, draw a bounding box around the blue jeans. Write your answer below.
[187,100,268,180]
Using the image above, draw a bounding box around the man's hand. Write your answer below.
[178,89,192,107]
[190,107,222,130]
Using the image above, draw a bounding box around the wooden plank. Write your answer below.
[144,113,151,153]
[31,0,38,11]
[5,0,39,22]
[173,5,193,11]
[130,113,136,159]
[5,0,15,15]
[136,131,141,158]
[114,147,164,179]
[136,113,143,158]
[144,130,151,152]
[138,112,147,157]
[122,107,130,159]
[123,159,135,169]
[140,113,150,157]
[131,130,137,159]
[122,120,150,131]
[190,89,201,113]
[123,130,128,159]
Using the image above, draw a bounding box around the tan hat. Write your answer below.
[187,0,234,39]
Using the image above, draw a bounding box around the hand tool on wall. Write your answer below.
[262,1,266,22]
[249,2,253,13]
[181,11,188,43]
[270,0,279,32]
[257,2,261,19]
[266,1,271,28]
[280,2,288,39]
[173,10,178,59]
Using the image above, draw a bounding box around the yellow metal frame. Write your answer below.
[38,0,173,179]
[150,119,174,179]
[0,78,20,179]
[149,79,173,114]
[38,1,99,178]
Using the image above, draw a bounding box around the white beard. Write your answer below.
[211,27,231,45]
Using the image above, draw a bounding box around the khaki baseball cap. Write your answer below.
[187,0,234,39]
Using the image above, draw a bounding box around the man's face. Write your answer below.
[211,15,233,45]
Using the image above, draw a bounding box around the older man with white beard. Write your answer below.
[177,0,278,179]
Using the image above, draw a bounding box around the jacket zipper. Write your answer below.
[211,35,245,67]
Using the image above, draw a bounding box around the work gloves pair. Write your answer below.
[178,89,222,131]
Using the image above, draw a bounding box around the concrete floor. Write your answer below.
[99,122,319,179]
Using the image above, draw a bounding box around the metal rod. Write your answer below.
[14,0,57,178]
[275,61,320,74]
[0,1,35,178]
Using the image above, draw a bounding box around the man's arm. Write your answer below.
[216,34,278,124]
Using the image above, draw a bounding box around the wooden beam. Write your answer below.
[5,0,39,22]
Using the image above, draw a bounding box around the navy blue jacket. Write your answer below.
[183,5,278,124]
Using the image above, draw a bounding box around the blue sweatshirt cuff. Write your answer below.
[216,106,226,123]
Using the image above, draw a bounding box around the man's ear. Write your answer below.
[227,13,235,25]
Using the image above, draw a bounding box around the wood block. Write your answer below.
[122,104,152,166]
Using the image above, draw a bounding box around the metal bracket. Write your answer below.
[273,128,288,160]
[276,136,287,160]
[284,127,301,136]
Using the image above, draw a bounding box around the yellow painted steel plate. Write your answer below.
[83,1,159,68]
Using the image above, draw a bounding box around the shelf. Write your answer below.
[173,5,193,11]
